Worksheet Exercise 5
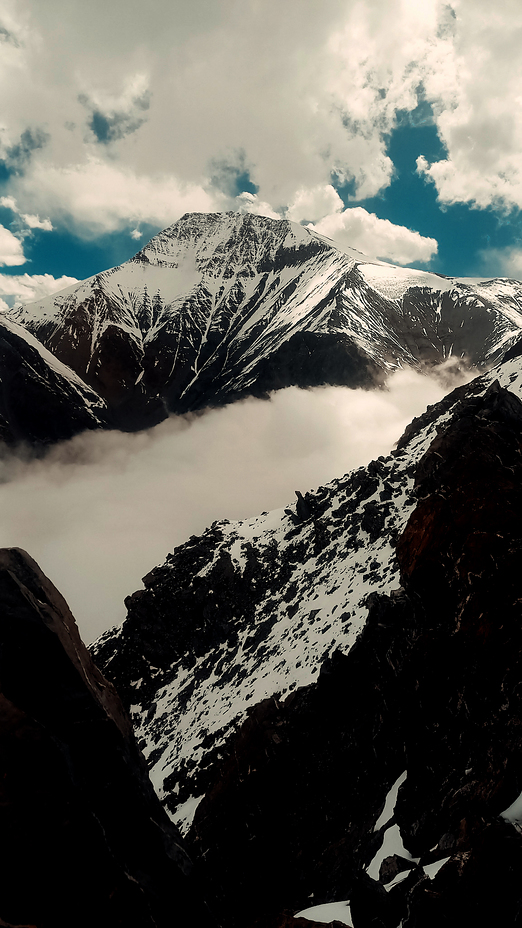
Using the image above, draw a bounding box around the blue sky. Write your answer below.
[1,0,522,305]
[352,119,522,279]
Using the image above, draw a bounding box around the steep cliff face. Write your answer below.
[10,213,522,429]
[0,547,214,928]
[92,355,522,927]
[0,315,108,446]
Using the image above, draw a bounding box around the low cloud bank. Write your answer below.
[0,366,471,643]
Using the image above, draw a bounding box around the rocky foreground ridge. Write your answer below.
[0,547,213,927]
[7,211,522,440]
[92,343,522,927]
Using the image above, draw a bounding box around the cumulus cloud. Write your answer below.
[1,127,50,174]
[0,367,471,643]
[311,207,438,265]
[0,1,485,230]
[13,158,217,237]
[78,72,151,145]
[1,2,522,248]
[0,195,53,231]
[286,185,345,223]
[476,246,522,280]
[235,192,280,220]
[0,224,26,265]
[0,271,78,308]
[413,2,522,211]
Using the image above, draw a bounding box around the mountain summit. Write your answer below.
[9,212,522,432]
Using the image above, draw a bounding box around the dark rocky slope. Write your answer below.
[0,315,108,446]
[0,547,214,927]
[93,365,522,927]
[174,381,522,927]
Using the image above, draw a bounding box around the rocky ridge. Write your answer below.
[0,314,108,446]
[92,348,522,926]
[184,377,522,928]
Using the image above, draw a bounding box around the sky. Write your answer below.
[1,0,522,305]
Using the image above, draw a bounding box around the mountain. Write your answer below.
[92,341,522,927]
[0,546,214,927]
[9,212,522,431]
[0,314,108,446]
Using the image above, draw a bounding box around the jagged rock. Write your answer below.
[0,547,214,927]
[94,368,522,927]
[253,915,349,928]
[379,856,416,884]
[182,381,522,928]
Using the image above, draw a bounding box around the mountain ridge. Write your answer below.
[9,212,522,437]
[92,352,522,926]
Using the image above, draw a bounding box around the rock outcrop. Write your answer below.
[179,381,522,927]
[0,547,214,927]
[0,315,108,446]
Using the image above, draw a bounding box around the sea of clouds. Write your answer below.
[0,365,470,642]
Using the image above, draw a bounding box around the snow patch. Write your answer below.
[424,857,451,880]
[374,770,407,831]
[171,794,205,836]
[295,900,353,925]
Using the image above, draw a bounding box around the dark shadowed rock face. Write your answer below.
[0,548,214,928]
[156,382,522,928]
[0,316,109,446]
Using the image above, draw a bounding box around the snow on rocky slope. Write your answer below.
[93,345,522,927]
[92,344,522,838]
[0,314,108,445]
[10,213,522,428]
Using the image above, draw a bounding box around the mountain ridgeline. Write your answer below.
[6,211,522,441]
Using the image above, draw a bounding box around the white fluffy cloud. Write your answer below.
[0,195,53,231]
[0,224,26,266]
[477,247,522,280]
[235,192,280,220]
[311,207,438,265]
[287,185,345,223]
[0,271,78,309]
[1,1,522,236]
[16,158,217,236]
